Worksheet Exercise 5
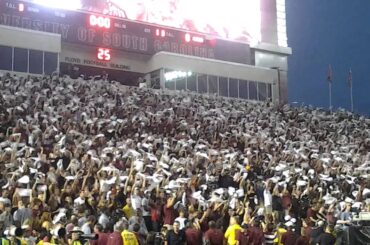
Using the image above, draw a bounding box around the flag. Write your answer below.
[327,65,333,83]
[347,69,352,87]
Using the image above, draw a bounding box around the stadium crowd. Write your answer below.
[0,72,370,245]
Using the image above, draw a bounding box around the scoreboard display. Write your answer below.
[0,0,251,64]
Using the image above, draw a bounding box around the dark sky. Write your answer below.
[286,1,370,115]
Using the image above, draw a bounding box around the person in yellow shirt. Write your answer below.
[274,223,287,245]
[123,198,135,220]
[224,216,241,245]
[121,221,139,245]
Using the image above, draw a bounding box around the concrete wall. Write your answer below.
[0,25,61,52]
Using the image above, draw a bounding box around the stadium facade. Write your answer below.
[0,0,291,103]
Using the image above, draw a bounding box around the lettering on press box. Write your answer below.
[64,57,131,70]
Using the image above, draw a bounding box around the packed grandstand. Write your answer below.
[0,72,370,245]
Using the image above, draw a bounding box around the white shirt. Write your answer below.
[131,195,142,210]
[263,189,272,207]
[98,213,110,229]
[141,197,150,216]
[74,197,85,206]
[0,197,11,206]
[81,222,91,234]
[100,179,110,193]
[174,217,187,230]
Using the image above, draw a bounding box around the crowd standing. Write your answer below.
[1,72,370,245]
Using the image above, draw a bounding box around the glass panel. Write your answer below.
[208,75,218,95]
[267,84,272,100]
[0,45,12,71]
[229,78,238,98]
[165,81,175,90]
[176,77,186,91]
[198,74,207,94]
[258,82,267,101]
[150,69,161,89]
[13,48,28,72]
[187,73,197,92]
[249,81,258,100]
[219,77,228,97]
[239,80,249,99]
[29,50,43,74]
[44,52,58,75]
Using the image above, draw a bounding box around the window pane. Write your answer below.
[44,52,58,75]
[208,75,218,95]
[239,80,249,99]
[165,81,175,90]
[29,50,43,74]
[176,77,186,91]
[198,74,207,94]
[267,84,272,100]
[258,82,267,101]
[229,78,238,98]
[0,45,12,71]
[249,81,258,100]
[219,77,228,97]
[13,48,28,72]
[187,73,197,92]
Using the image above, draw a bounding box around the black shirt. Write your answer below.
[316,232,336,245]
[166,230,186,245]
[310,227,324,244]
[272,195,283,211]
[218,175,238,189]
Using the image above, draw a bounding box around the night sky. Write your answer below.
[286,1,370,115]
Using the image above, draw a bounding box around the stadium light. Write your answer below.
[33,0,82,10]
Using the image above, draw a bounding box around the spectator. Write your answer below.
[281,221,298,245]
[128,209,148,236]
[235,223,249,245]
[90,223,109,245]
[165,221,185,245]
[122,221,139,245]
[247,220,264,245]
[185,219,202,245]
[204,221,224,245]
[264,223,276,245]
[107,221,124,245]
[224,216,241,245]
[316,225,336,245]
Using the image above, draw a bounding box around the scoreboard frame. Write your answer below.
[0,0,252,64]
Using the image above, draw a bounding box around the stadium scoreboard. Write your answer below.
[0,0,251,64]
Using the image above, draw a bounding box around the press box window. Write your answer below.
[44,52,58,75]
[218,77,228,97]
[0,45,12,71]
[249,81,258,100]
[29,50,43,74]
[13,48,28,72]
[197,74,207,94]
[229,78,238,98]
[187,73,197,92]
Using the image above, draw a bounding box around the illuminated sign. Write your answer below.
[89,14,110,29]
[155,28,166,38]
[97,48,111,61]
[184,33,204,44]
